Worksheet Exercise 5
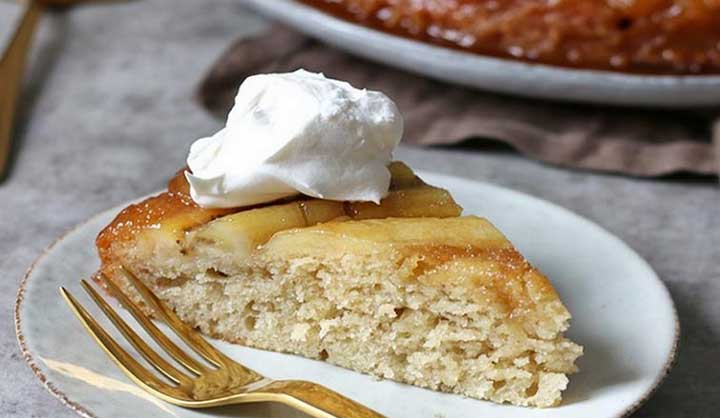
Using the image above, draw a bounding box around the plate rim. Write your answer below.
[15,215,104,418]
[15,173,680,418]
[240,0,720,107]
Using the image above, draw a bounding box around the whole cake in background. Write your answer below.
[299,0,720,74]
[97,70,583,407]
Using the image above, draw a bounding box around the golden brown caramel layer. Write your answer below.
[262,216,561,319]
[300,0,720,74]
[96,163,462,268]
[95,188,236,266]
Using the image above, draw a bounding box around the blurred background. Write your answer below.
[1,1,718,417]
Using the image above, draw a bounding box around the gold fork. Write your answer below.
[60,268,385,418]
[1,0,107,178]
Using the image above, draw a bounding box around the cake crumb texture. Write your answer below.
[101,216,583,407]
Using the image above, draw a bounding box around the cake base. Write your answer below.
[102,216,582,407]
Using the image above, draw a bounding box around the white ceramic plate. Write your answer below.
[16,172,678,418]
[239,0,720,107]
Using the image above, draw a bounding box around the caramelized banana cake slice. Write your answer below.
[96,162,582,407]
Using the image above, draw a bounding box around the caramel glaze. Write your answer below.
[406,244,558,314]
[96,170,237,268]
[299,0,720,74]
[96,165,429,267]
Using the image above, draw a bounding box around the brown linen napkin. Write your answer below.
[197,26,720,177]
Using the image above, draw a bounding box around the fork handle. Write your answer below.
[267,380,387,418]
[0,0,44,178]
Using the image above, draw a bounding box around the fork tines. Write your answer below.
[59,267,261,399]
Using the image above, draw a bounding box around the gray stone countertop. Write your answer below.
[0,1,718,417]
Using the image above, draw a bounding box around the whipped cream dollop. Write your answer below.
[186,69,403,208]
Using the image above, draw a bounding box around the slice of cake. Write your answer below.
[97,70,581,407]
[97,162,582,408]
